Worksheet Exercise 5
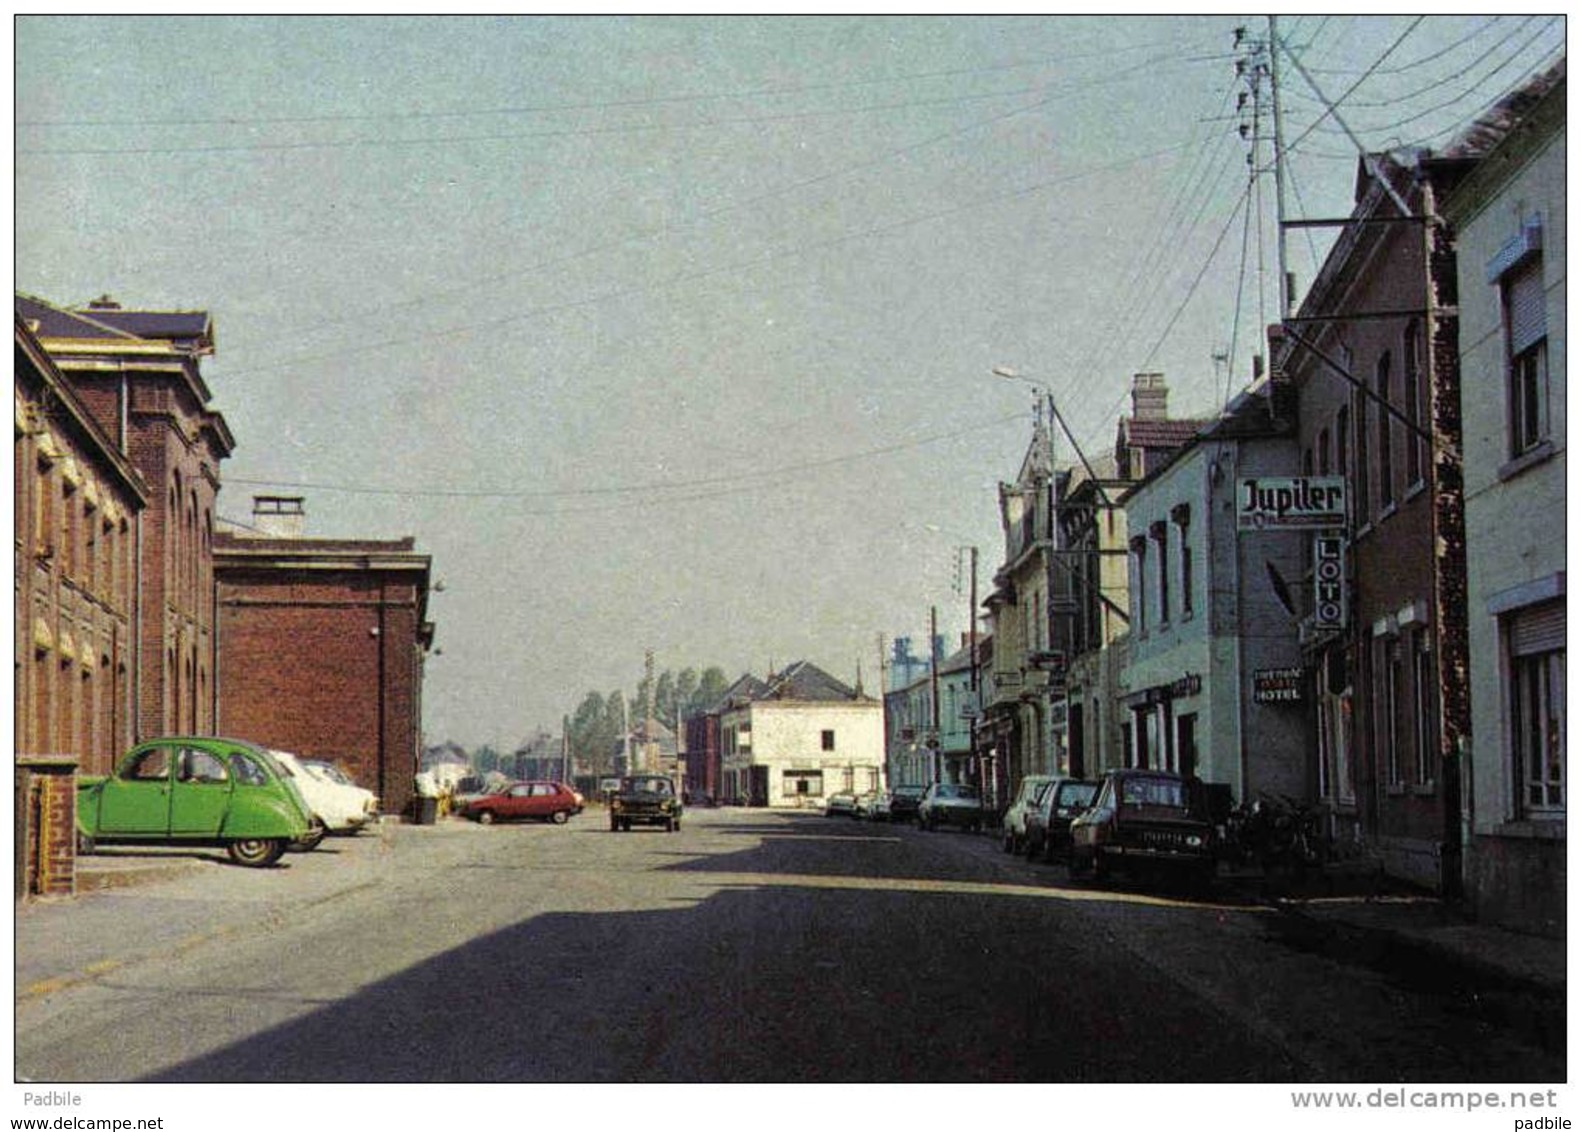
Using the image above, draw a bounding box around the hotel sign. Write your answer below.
[1237,476,1347,530]
[1253,667,1304,704]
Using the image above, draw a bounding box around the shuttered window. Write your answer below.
[1506,263,1547,354]
[1510,600,1565,657]
[1504,261,1550,456]
[1508,600,1565,816]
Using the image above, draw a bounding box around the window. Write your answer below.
[1318,428,1331,475]
[1413,631,1437,786]
[1171,505,1192,619]
[232,751,270,787]
[1504,260,1549,458]
[1335,407,1350,515]
[1403,321,1426,487]
[123,748,172,781]
[1379,638,1402,786]
[1129,537,1148,634]
[821,729,836,752]
[1151,521,1169,624]
[180,748,228,784]
[1509,601,1564,817]
[1376,352,1394,510]
[783,770,824,797]
[1352,354,1371,526]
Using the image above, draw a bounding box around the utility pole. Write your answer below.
[643,648,656,774]
[929,605,941,785]
[877,632,889,789]
[968,545,980,795]
[1268,14,1294,316]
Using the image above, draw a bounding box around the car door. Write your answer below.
[96,745,178,835]
[502,784,534,819]
[526,783,559,818]
[169,746,233,836]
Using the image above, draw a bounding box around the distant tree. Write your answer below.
[694,666,730,713]
[675,667,699,707]
[475,745,499,775]
[655,670,677,728]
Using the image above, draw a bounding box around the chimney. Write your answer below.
[1131,373,1169,421]
[252,495,306,538]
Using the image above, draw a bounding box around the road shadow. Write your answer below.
[124,879,1307,1084]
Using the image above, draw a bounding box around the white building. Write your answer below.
[1119,383,1307,803]
[720,661,884,808]
[1440,61,1565,936]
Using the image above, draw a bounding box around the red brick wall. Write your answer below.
[217,570,424,815]
[18,760,77,899]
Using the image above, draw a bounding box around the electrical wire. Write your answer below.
[225,54,1205,352]
[216,133,1203,380]
[18,33,1217,130]
[226,410,1028,503]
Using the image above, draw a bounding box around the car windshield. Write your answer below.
[895,786,924,797]
[935,784,979,800]
[1056,782,1098,809]
[1118,776,1188,808]
[622,777,672,795]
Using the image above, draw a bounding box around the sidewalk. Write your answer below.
[1219,857,1567,998]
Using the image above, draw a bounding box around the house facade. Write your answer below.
[1119,383,1306,802]
[983,427,1055,804]
[1440,62,1566,935]
[720,661,883,808]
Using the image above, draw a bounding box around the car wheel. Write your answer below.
[551,810,570,825]
[622,820,632,832]
[477,810,495,825]
[294,819,327,851]
[227,838,287,868]
[75,829,96,855]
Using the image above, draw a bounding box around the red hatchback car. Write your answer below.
[463,780,583,825]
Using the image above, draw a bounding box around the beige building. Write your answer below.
[720,661,884,808]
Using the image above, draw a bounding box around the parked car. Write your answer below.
[302,759,381,830]
[1023,777,1101,862]
[917,782,985,831]
[824,792,859,817]
[854,791,890,821]
[271,749,376,838]
[887,784,926,824]
[75,737,314,868]
[1069,769,1215,887]
[609,774,683,832]
[463,780,582,825]
[1000,774,1057,854]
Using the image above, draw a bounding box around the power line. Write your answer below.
[216,133,1202,380]
[226,411,1028,503]
[18,34,1217,130]
[226,55,1204,352]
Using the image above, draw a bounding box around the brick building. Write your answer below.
[15,315,148,773]
[1277,150,1474,892]
[17,294,234,743]
[215,497,435,816]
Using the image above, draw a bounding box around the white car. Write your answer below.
[270,750,378,835]
[1001,774,1056,854]
[303,759,380,831]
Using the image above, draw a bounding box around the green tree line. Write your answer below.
[566,666,731,777]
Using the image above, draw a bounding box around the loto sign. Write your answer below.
[1237,476,1347,530]
[1313,536,1348,629]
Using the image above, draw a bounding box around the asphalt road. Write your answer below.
[13,807,1564,1083]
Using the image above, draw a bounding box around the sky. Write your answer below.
[14,14,1566,752]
